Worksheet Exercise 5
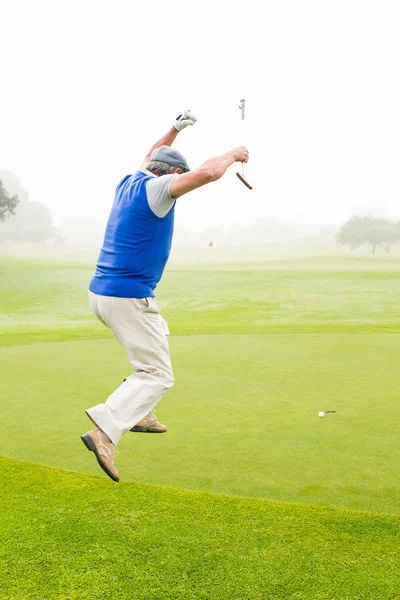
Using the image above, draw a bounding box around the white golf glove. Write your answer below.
[173,109,197,131]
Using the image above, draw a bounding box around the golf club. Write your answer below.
[236,98,253,190]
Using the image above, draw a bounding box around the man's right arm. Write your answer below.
[169,146,249,199]
[140,110,197,170]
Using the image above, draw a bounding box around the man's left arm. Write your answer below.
[141,110,197,169]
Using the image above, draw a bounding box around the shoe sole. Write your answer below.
[130,426,167,433]
[81,433,119,483]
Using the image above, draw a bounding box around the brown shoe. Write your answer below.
[81,428,120,482]
[130,412,167,433]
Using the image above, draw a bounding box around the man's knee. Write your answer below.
[136,366,174,392]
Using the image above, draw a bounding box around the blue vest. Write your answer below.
[89,171,175,298]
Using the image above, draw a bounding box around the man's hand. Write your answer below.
[173,110,197,132]
[234,146,249,163]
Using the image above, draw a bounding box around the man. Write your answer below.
[81,109,249,482]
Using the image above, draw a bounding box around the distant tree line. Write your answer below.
[0,170,56,243]
[336,216,400,254]
[3,173,398,254]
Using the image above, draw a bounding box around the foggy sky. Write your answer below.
[1,0,399,236]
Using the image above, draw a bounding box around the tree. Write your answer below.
[366,224,400,254]
[0,200,55,242]
[335,216,400,254]
[0,170,55,243]
[0,180,19,222]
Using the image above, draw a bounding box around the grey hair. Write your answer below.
[147,160,180,177]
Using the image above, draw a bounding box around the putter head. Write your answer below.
[236,172,253,190]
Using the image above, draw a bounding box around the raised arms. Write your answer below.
[141,110,197,170]
[141,108,250,198]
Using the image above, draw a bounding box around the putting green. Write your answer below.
[2,332,400,514]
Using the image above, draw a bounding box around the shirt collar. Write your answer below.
[140,168,156,178]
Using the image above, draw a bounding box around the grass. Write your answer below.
[2,250,400,598]
[1,457,400,600]
[1,256,400,346]
[2,333,400,514]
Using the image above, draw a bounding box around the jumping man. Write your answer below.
[81,109,249,481]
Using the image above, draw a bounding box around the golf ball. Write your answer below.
[318,411,325,418]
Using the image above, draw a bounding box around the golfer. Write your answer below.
[81,109,249,481]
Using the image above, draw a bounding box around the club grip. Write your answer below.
[239,98,245,121]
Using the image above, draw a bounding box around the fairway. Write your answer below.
[2,254,400,347]
[1,252,400,598]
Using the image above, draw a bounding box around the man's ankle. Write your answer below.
[99,429,113,445]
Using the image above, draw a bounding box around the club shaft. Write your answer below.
[240,99,246,175]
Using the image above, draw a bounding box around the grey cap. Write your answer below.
[150,145,190,172]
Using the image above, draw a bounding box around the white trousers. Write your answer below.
[86,291,174,445]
